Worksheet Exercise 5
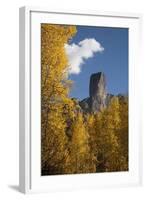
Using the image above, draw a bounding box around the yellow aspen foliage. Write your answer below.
[65,113,96,174]
[91,96,129,172]
[118,96,128,170]
[93,97,121,172]
[41,24,77,175]
[41,103,67,174]
[41,24,76,104]
[41,23,128,174]
[86,114,98,156]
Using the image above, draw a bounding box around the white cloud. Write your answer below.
[65,38,104,75]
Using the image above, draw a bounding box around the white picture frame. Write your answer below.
[19,6,143,194]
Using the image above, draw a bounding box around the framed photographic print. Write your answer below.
[19,7,142,193]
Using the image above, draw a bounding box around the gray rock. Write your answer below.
[105,93,114,106]
[79,97,90,113]
[79,72,107,113]
[78,72,127,113]
[89,72,107,112]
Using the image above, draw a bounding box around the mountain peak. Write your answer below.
[79,71,127,113]
[89,72,107,112]
[89,72,106,98]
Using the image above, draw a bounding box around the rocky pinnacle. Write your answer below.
[79,72,107,113]
[89,72,107,112]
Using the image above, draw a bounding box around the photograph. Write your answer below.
[41,23,129,176]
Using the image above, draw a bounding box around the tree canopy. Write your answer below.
[41,24,128,175]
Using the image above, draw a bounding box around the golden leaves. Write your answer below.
[41,23,128,175]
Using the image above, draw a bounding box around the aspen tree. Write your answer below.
[41,24,76,174]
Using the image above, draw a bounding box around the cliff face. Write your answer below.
[79,72,121,113]
[89,72,107,112]
[79,72,107,113]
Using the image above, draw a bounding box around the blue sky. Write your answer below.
[67,26,128,100]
